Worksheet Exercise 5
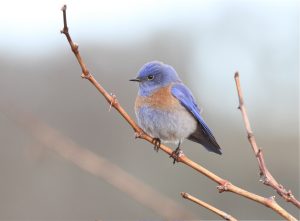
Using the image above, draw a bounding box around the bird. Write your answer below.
[130,61,222,163]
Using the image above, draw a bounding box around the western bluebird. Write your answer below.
[130,61,222,163]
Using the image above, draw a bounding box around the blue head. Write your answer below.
[130,61,181,96]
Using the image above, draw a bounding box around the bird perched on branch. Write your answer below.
[130,61,222,163]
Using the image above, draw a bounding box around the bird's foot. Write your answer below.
[152,138,161,152]
[170,147,184,164]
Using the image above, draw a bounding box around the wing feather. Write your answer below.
[171,83,222,154]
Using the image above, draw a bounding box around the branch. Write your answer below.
[234,72,300,209]
[60,5,297,220]
[181,192,238,221]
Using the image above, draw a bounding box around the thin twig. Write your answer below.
[60,5,297,220]
[234,72,300,209]
[181,192,238,221]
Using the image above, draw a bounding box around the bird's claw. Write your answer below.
[152,138,161,152]
[170,148,184,164]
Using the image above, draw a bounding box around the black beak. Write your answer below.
[129,78,141,82]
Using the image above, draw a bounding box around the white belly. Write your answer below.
[136,106,197,143]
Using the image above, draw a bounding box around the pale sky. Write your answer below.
[0,0,298,54]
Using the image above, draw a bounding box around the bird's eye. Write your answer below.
[147,75,154,80]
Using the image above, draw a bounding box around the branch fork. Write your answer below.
[81,72,92,79]
[217,180,231,193]
[134,131,144,139]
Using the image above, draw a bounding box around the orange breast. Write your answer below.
[135,84,181,111]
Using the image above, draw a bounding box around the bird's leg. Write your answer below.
[152,138,161,152]
[170,141,184,164]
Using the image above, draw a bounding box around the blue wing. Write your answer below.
[171,83,222,154]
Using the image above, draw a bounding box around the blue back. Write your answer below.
[171,83,214,138]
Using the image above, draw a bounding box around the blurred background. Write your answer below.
[0,0,299,220]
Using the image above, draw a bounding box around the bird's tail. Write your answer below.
[188,124,222,155]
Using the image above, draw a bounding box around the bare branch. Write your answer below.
[234,72,300,209]
[181,192,238,221]
[60,5,297,220]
